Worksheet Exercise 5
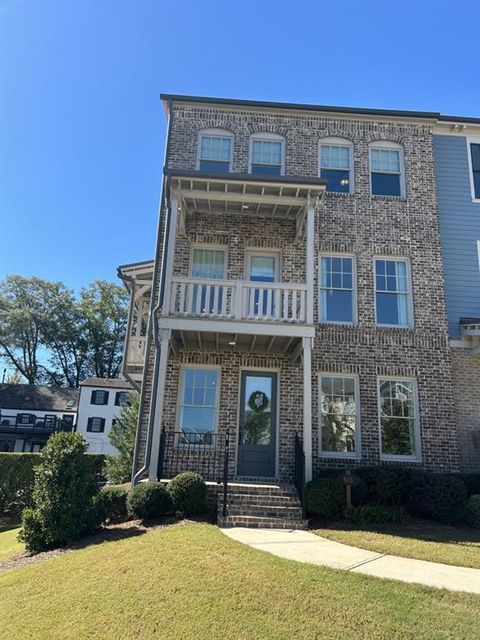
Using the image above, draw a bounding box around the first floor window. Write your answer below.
[91,389,109,405]
[87,417,106,433]
[379,378,419,458]
[320,256,354,323]
[375,258,411,326]
[320,375,358,455]
[115,391,129,406]
[178,368,219,445]
[470,143,480,199]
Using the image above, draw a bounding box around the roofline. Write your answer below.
[79,380,133,389]
[164,168,327,188]
[160,93,440,121]
[117,259,154,272]
[160,93,480,126]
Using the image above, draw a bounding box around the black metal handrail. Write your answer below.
[156,428,227,482]
[222,431,230,518]
[294,432,306,518]
[0,413,73,435]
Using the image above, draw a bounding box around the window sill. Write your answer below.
[324,191,355,198]
[319,453,361,460]
[319,321,356,327]
[370,194,407,202]
[376,324,414,331]
[380,455,421,463]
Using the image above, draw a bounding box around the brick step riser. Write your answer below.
[220,504,302,514]
[221,509,303,519]
[225,496,300,507]
[226,486,298,497]
[218,516,308,530]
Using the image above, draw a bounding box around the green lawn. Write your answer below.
[0,523,479,639]
[314,520,480,569]
[0,525,23,561]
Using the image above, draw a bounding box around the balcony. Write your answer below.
[0,413,73,436]
[169,277,307,324]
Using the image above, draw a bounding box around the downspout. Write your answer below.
[132,97,174,485]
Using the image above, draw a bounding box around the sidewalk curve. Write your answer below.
[221,527,480,595]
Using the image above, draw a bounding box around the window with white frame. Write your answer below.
[370,142,405,196]
[378,378,420,459]
[375,258,411,327]
[469,142,480,199]
[190,247,227,314]
[320,375,359,456]
[198,130,233,172]
[178,367,219,445]
[319,255,355,324]
[250,133,284,175]
[319,138,353,193]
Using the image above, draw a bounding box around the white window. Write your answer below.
[375,258,412,327]
[319,374,360,457]
[370,141,405,197]
[189,246,227,315]
[197,129,233,173]
[249,133,284,175]
[378,378,420,460]
[319,138,353,193]
[319,255,355,324]
[178,367,220,445]
[467,138,480,201]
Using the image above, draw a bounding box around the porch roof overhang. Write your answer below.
[460,318,480,355]
[165,169,326,239]
[117,260,154,293]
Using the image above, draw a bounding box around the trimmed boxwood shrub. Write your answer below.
[127,482,172,519]
[411,473,467,524]
[98,484,130,522]
[18,433,103,553]
[167,472,207,516]
[309,469,367,506]
[347,504,409,525]
[464,495,480,528]
[305,477,346,519]
[356,467,413,507]
[0,453,41,516]
[455,473,480,497]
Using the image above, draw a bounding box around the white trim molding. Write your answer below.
[197,128,234,172]
[249,132,285,176]
[466,136,480,203]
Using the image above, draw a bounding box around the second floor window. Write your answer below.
[91,390,109,405]
[191,247,226,314]
[87,417,106,433]
[370,142,404,197]
[115,391,129,406]
[250,134,284,175]
[375,258,411,327]
[198,131,232,172]
[470,142,480,199]
[319,256,355,324]
[319,139,353,193]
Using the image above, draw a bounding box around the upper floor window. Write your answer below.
[319,255,355,324]
[319,138,353,193]
[370,141,405,197]
[87,417,106,433]
[469,141,480,200]
[115,391,129,406]
[375,258,412,327]
[197,129,233,173]
[91,389,109,405]
[249,133,284,175]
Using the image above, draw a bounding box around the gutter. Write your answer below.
[132,97,174,485]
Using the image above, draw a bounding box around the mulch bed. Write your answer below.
[0,517,195,573]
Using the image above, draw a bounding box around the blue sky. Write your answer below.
[1,0,479,292]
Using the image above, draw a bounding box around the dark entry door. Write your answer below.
[237,371,277,478]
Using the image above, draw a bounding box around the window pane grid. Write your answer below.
[379,380,417,456]
[179,368,218,437]
[192,249,225,279]
[200,135,231,162]
[375,259,410,326]
[252,140,282,166]
[320,144,350,170]
[371,148,400,174]
[320,256,354,323]
[320,376,357,454]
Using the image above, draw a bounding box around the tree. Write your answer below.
[80,281,129,380]
[105,391,139,483]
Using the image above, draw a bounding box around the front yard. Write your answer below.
[0,525,23,561]
[314,519,480,569]
[0,522,479,639]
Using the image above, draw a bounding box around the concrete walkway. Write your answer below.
[221,527,480,595]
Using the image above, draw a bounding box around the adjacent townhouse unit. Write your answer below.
[76,377,134,455]
[434,117,480,472]
[119,94,479,526]
[0,384,77,452]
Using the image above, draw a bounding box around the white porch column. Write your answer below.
[149,328,171,480]
[306,199,315,325]
[303,336,313,482]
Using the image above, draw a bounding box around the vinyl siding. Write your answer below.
[434,134,480,339]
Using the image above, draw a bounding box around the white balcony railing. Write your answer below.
[168,277,308,323]
[126,336,146,366]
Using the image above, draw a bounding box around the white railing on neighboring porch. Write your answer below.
[126,336,146,366]
[168,277,308,323]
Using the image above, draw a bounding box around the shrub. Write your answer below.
[411,473,467,524]
[18,433,102,553]
[106,391,139,484]
[311,469,367,506]
[84,454,107,483]
[455,473,480,497]
[127,482,172,519]
[347,504,409,525]
[0,453,41,516]
[167,472,207,516]
[464,495,480,528]
[305,477,346,519]
[356,467,413,507]
[98,485,130,521]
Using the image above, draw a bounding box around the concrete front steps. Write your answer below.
[217,482,307,530]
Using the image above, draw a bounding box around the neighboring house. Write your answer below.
[434,120,480,472]
[0,384,77,452]
[118,94,480,526]
[76,377,134,455]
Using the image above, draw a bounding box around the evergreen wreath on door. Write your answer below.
[248,391,269,412]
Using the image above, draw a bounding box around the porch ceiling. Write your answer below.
[167,170,325,221]
[170,329,303,363]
